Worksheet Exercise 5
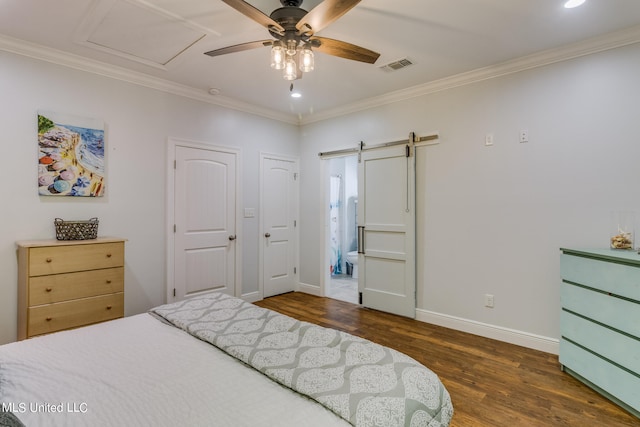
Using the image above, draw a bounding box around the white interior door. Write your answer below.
[358,144,416,318]
[262,156,298,297]
[173,144,237,300]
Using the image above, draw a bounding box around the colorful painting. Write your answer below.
[37,111,105,197]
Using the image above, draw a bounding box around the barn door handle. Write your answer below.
[264,233,271,238]
[228,235,236,241]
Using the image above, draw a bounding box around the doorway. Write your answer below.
[320,135,422,318]
[325,155,358,304]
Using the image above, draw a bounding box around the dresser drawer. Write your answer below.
[29,267,124,306]
[28,242,124,276]
[561,282,640,339]
[560,253,640,302]
[560,339,640,413]
[28,293,124,337]
[561,310,640,374]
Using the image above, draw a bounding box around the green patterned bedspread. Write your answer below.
[151,293,453,427]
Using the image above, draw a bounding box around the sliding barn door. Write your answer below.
[358,144,416,318]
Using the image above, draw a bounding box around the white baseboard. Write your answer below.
[241,291,261,303]
[297,282,322,296]
[416,309,559,355]
[294,286,559,354]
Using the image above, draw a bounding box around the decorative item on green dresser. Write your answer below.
[610,211,635,250]
[559,248,640,419]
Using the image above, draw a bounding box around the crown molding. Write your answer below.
[3,23,640,128]
[300,24,640,126]
[0,34,299,126]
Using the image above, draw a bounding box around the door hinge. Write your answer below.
[294,220,297,227]
[294,267,297,274]
[173,288,176,297]
[174,160,176,169]
[293,172,298,180]
[173,224,176,233]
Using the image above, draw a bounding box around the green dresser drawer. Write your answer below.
[561,282,640,339]
[560,253,640,301]
[560,339,640,413]
[561,310,640,374]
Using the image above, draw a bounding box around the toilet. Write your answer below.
[346,251,359,279]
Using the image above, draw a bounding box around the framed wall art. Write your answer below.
[37,110,105,197]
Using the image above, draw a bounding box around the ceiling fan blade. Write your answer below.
[204,40,273,57]
[220,0,284,34]
[312,37,380,64]
[296,0,361,35]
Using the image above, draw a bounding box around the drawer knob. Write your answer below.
[106,253,112,258]
[46,317,52,322]
[46,258,52,263]
[106,305,112,310]
[45,288,52,292]
[106,280,112,284]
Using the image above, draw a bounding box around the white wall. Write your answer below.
[299,42,640,346]
[0,51,299,345]
[3,41,639,350]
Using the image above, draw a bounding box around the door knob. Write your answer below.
[265,233,271,238]
[229,235,236,241]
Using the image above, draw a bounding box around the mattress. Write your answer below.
[0,313,350,427]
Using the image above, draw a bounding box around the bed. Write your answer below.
[0,293,453,427]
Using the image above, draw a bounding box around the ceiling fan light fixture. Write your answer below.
[270,42,285,70]
[286,39,298,56]
[299,45,314,73]
[283,55,298,80]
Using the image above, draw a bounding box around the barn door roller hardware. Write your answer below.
[318,132,438,159]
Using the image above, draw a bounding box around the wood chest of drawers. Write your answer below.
[559,248,640,418]
[17,237,126,340]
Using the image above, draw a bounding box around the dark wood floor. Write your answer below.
[255,292,639,427]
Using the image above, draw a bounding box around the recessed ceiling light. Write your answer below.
[564,0,586,8]
[291,92,302,98]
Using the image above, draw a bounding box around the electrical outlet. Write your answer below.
[485,133,494,146]
[484,294,494,308]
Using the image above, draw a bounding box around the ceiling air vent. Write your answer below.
[379,58,413,72]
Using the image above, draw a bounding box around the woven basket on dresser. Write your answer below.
[54,217,99,240]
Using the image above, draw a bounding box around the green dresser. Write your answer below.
[560,248,640,418]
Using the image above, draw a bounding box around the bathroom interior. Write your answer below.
[327,155,359,304]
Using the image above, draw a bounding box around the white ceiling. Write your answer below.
[2,0,640,124]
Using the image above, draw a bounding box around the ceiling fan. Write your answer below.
[205,0,380,80]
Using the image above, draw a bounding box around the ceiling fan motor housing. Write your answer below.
[269,6,311,43]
